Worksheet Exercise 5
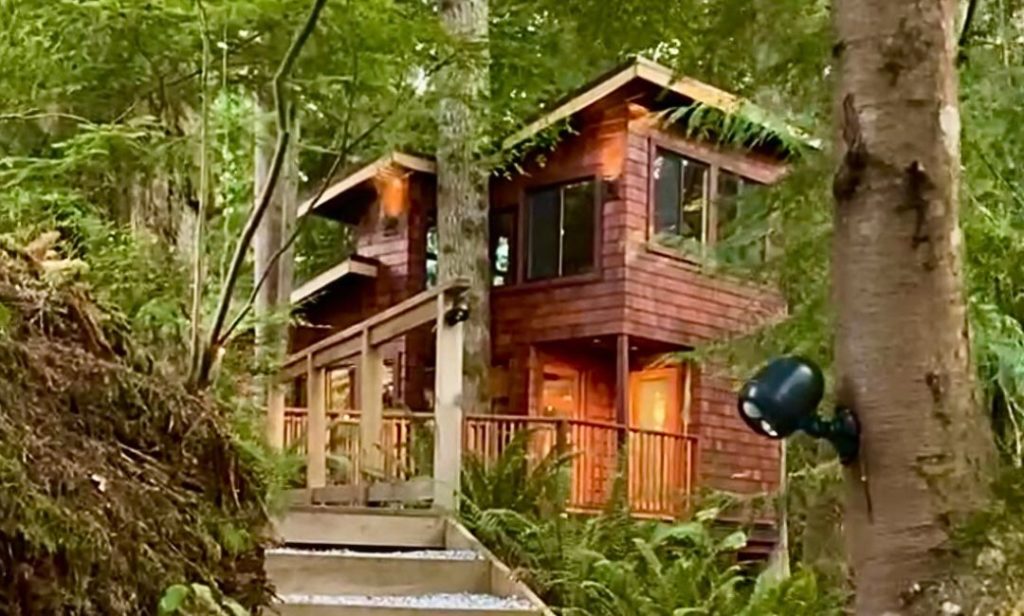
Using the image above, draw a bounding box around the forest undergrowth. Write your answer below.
[0,237,273,614]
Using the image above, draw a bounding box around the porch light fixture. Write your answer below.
[737,356,860,465]
[444,294,470,326]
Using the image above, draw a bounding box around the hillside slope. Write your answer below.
[0,244,270,614]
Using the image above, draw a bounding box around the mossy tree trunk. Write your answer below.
[436,0,491,414]
[831,1,996,612]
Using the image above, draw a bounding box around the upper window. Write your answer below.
[653,150,709,246]
[715,170,747,243]
[525,180,596,281]
[425,209,516,288]
[652,148,765,261]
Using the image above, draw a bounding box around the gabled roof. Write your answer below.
[300,58,807,220]
[503,57,745,150]
[298,152,435,219]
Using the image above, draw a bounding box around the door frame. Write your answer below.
[628,364,688,434]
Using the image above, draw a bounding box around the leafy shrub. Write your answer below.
[460,430,846,615]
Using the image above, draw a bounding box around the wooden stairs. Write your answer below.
[269,507,551,615]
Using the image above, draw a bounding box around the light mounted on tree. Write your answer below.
[444,294,470,326]
[737,356,860,465]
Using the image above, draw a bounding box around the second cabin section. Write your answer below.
[283,58,792,524]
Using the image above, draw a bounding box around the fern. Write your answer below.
[458,428,845,615]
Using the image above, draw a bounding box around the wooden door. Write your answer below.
[628,367,685,514]
[536,364,582,495]
[540,364,582,418]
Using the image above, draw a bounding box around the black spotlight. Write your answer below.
[444,295,470,326]
[737,356,860,465]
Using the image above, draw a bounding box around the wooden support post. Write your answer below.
[306,357,327,489]
[555,418,569,457]
[615,334,630,499]
[433,292,464,510]
[267,379,286,450]
[359,329,384,481]
[615,334,630,427]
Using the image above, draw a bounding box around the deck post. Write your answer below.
[266,380,286,450]
[615,334,630,427]
[359,328,384,481]
[306,357,327,488]
[615,334,630,497]
[433,291,465,510]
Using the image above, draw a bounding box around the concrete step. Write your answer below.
[267,548,491,596]
[274,593,539,616]
[275,507,446,549]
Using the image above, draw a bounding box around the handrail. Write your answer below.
[271,277,467,510]
[280,279,469,379]
[463,413,698,441]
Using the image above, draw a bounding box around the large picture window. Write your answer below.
[525,179,596,281]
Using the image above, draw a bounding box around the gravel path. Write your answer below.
[268,547,483,560]
[278,592,536,610]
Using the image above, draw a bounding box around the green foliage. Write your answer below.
[460,433,845,615]
[0,248,271,613]
[461,429,573,515]
[159,583,250,616]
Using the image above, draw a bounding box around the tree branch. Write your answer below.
[958,0,982,64]
[215,53,459,345]
[217,115,381,345]
[190,0,328,388]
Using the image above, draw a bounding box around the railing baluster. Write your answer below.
[282,409,699,519]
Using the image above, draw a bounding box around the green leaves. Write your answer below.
[158,585,190,615]
[461,453,835,616]
[157,583,251,616]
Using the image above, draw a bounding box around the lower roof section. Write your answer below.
[290,256,378,306]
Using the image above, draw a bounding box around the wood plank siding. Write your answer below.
[289,67,791,498]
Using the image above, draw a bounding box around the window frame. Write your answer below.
[647,138,766,263]
[650,146,713,248]
[517,175,602,285]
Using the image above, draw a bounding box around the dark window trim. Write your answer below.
[647,137,764,263]
[648,142,714,247]
[516,175,602,285]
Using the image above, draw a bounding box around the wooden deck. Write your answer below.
[282,408,697,518]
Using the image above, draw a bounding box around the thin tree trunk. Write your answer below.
[831,1,996,612]
[253,98,298,399]
[189,0,326,389]
[436,0,491,414]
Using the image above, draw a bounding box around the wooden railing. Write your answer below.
[270,280,467,509]
[285,409,696,518]
[283,408,434,484]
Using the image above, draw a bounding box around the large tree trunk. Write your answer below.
[832,1,996,612]
[436,0,491,414]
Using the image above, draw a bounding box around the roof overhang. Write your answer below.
[503,57,815,152]
[298,152,436,220]
[290,257,378,306]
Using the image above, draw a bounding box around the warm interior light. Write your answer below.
[373,166,409,219]
[597,108,627,181]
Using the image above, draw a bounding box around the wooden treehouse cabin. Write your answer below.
[269,58,794,534]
